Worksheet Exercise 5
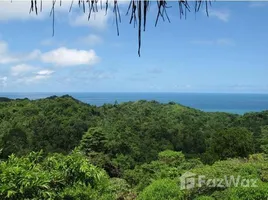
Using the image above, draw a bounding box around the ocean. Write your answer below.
[1,92,268,115]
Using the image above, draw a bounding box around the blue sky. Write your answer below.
[0,0,268,93]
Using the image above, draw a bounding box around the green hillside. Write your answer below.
[0,96,268,199]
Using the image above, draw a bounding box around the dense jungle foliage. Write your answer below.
[0,95,268,199]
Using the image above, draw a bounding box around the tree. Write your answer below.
[79,127,107,154]
[0,128,29,159]
[208,127,254,161]
[259,126,268,154]
[137,179,184,200]
[158,150,185,167]
[0,150,114,199]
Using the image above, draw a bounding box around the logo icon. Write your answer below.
[180,171,196,190]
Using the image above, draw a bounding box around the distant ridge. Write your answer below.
[0,97,12,102]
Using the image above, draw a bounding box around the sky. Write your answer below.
[0,0,268,93]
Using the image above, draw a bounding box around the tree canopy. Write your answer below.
[1,96,268,199]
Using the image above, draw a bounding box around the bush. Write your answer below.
[137,179,184,200]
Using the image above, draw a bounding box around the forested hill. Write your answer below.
[1,95,268,163]
[1,95,268,199]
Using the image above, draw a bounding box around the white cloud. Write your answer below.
[0,40,19,64]
[17,75,51,84]
[41,47,99,66]
[209,9,230,22]
[68,0,129,29]
[0,0,45,21]
[1,40,100,68]
[16,70,54,84]
[0,0,69,22]
[0,76,7,88]
[11,64,35,76]
[10,65,55,85]
[31,69,54,82]
[0,40,8,53]
[0,40,40,64]
[78,34,103,46]
[36,70,54,76]
[0,55,18,64]
[0,0,125,26]
[70,10,110,29]
[33,75,51,80]
[11,64,54,84]
[24,50,42,60]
